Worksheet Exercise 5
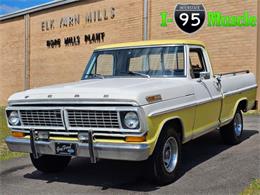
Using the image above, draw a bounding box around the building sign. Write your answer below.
[41,7,115,48]
[46,32,105,48]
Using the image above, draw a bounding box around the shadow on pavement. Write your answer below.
[24,129,258,192]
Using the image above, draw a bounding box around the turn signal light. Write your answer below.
[146,94,162,103]
[125,136,146,142]
[12,131,25,138]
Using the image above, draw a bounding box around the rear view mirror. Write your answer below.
[199,71,210,80]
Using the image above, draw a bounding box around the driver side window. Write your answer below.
[189,48,207,79]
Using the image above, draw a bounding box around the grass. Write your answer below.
[241,179,260,195]
[243,110,260,116]
[0,107,26,160]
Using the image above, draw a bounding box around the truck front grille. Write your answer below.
[67,110,120,129]
[20,110,63,127]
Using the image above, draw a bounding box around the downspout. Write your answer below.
[143,0,148,40]
[24,14,30,90]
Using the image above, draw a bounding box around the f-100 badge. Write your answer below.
[174,4,205,33]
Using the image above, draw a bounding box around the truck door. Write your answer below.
[188,46,222,139]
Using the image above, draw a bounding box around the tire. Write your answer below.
[146,127,181,185]
[30,154,71,173]
[220,109,243,145]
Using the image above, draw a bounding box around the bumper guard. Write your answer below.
[5,136,150,161]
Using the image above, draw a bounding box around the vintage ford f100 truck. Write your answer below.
[5,40,257,184]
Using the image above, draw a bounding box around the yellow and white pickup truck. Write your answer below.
[5,40,257,184]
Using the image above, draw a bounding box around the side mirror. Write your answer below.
[199,71,210,80]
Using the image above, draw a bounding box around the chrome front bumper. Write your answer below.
[5,136,150,161]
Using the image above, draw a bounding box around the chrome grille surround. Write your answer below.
[6,106,146,136]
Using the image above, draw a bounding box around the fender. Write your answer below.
[147,116,185,155]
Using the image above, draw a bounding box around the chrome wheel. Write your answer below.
[163,137,178,173]
[234,112,242,136]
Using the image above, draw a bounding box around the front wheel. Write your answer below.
[30,154,71,173]
[220,109,243,145]
[146,128,181,185]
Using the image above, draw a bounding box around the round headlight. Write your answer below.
[124,112,139,129]
[8,111,20,126]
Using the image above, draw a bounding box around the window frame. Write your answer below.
[187,45,213,80]
[82,45,189,79]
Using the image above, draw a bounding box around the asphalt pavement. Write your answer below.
[0,115,259,195]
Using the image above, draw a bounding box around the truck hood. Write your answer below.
[8,78,194,106]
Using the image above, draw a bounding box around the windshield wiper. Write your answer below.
[128,71,150,78]
[86,73,104,79]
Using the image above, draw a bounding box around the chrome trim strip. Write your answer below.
[8,99,139,106]
[220,118,233,127]
[64,106,139,111]
[10,129,29,133]
[117,111,123,129]
[149,96,222,117]
[93,132,146,137]
[5,136,150,161]
[10,129,146,138]
[149,84,256,117]
[149,101,197,117]
[191,123,219,140]
[223,85,257,97]
[49,131,78,136]
[10,126,66,130]
[183,123,219,143]
[66,127,141,133]
[17,110,24,126]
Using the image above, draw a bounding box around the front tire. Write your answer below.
[220,109,243,145]
[30,154,71,173]
[146,127,181,185]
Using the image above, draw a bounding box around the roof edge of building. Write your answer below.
[0,0,79,21]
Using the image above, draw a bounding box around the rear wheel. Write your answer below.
[220,109,243,145]
[30,154,71,173]
[146,127,181,185]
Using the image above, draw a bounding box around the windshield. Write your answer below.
[82,46,185,79]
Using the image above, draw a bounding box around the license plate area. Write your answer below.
[55,143,76,156]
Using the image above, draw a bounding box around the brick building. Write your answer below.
[0,0,259,109]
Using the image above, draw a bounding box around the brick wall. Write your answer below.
[0,17,25,105]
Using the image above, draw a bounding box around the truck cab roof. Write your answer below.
[95,39,205,50]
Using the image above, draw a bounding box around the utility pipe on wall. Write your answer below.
[143,0,148,40]
[24,14,30,90]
